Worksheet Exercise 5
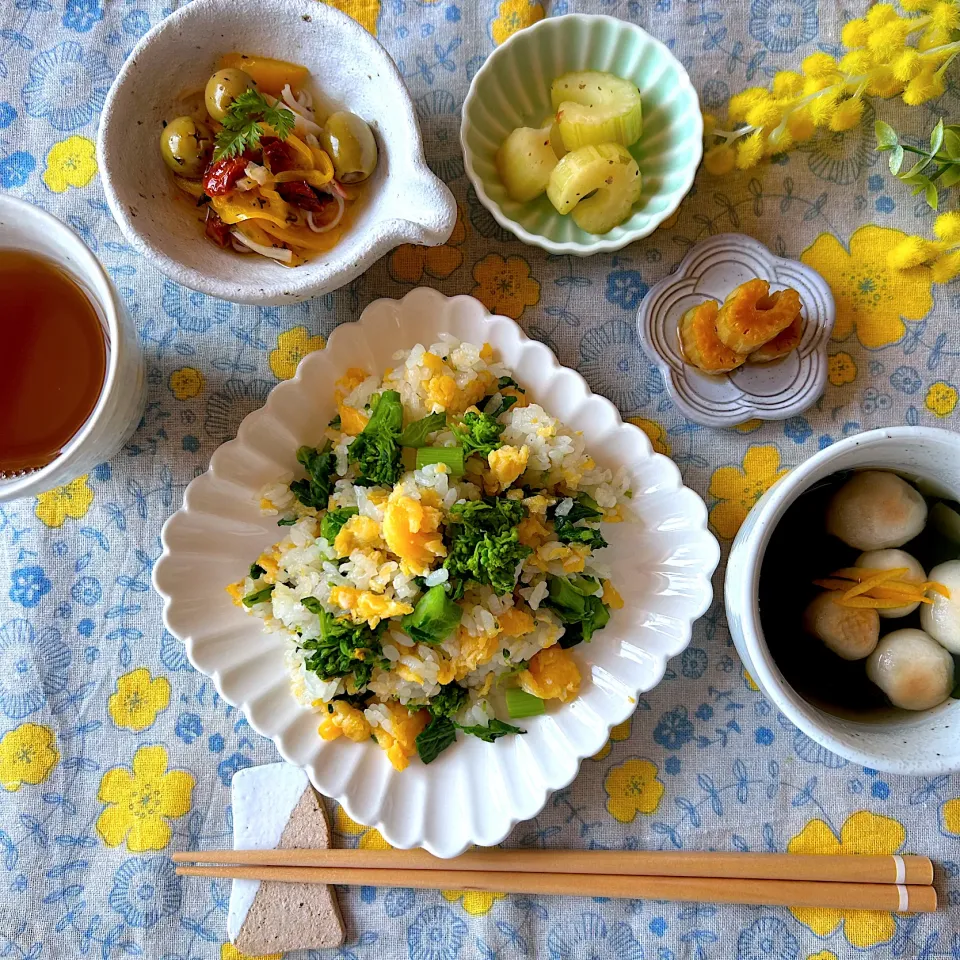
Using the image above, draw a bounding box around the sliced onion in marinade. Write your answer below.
[551,71,643,151]
[546,142,642,234]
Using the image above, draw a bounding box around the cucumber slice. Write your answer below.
[546,142,642,234]
[541,114,567,159]
[551,70,643,151]
[496,124,558,203]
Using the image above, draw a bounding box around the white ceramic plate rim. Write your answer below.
[461,13,703,256]
[153,288,720,855]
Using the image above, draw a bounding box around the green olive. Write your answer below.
[204,68,256,122]
[159,116,214,178]
[320,111,378,183]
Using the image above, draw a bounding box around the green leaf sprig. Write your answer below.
[875,118,960,211]
[213,89,296,161]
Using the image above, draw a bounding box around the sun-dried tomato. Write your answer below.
[261,137,298,174]
[204,208,232,247]
[202,156,250,196]
[275,180,337,214]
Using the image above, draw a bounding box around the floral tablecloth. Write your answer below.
[2,0,960,958]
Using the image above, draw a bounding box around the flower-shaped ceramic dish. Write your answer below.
[461,14,702,255]
[97,0,456,306]
[153,287,720,857]
[638,233,836,427]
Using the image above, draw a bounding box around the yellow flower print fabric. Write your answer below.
[5,0,960,956]
[97,746,194,852]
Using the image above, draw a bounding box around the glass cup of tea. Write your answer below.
[0,195,145,502]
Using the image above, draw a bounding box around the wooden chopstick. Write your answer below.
[174,864,937,913]
[172,848,934,885]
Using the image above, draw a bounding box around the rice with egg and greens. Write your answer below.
[227,338,630,770]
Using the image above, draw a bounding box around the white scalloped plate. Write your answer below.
[153,288,719,857]
[637,234,836,427]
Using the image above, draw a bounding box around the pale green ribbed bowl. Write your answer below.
[462,14,702,255]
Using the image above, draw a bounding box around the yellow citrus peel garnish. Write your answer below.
[815,566,949,609]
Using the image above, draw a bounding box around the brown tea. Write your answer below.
[0,250,107,475]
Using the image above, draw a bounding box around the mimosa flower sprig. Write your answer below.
[875,118,960,209]
[702,0,960,176]
[887,211,960,281]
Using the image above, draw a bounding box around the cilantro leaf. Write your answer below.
[458,718,525,742]
[444,496,531,597]
[348,390,404,486]
[399,412,447,447]
[213,89,296,160]
[290,443,337,510]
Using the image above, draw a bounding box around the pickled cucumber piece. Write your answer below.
[546,142,642,234]
[551,71,643,151]
[541,114,567,159]
[496,124,558,203]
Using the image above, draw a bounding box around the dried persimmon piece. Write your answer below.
[716,278,802,353]
[678,299,748,374]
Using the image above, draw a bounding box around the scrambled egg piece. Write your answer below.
[255,549,280,583]
[602,580,624,609]
[335,366,370,436]
[497,605,535,638]
[225,581,245,606]
[602,505,625,522]
[536,542,589,573]
[421,351,444,374]
[452,627,499,680]
[423,370,495,414]
[373,703,429,771]
[382,490,446,574]
[329,586,413,627]
[487,445,529,492]
[517,515,552,549]
[523,494,554,516]
[479,342,494,361]
[519,646,581,702]
[334,514,384,556]
[318,701,371,743]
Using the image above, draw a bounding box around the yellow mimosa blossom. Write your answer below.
[96,745,194,852]
[335,805,391,849]
[169,367,205,400]
[471,254,540,320]
[270,326,325,380]
[43,136,97,192]
[801,226,934,349]
[0,723,59,792]
[592,717,633,761]
[35,476,95,528]
[442,889,507,916]
[925,381,958,417]
[490,0,544,45]
[708,446,789,540]
[828,352,857,386]
[604,758,664,822]
[788,811,905,947]
[627,417,671,456]
[108,668,171,731]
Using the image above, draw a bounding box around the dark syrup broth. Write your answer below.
[759,470,959,721]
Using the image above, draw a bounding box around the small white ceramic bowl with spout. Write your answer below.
[97,0,456,305]
[726,426,960,776]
